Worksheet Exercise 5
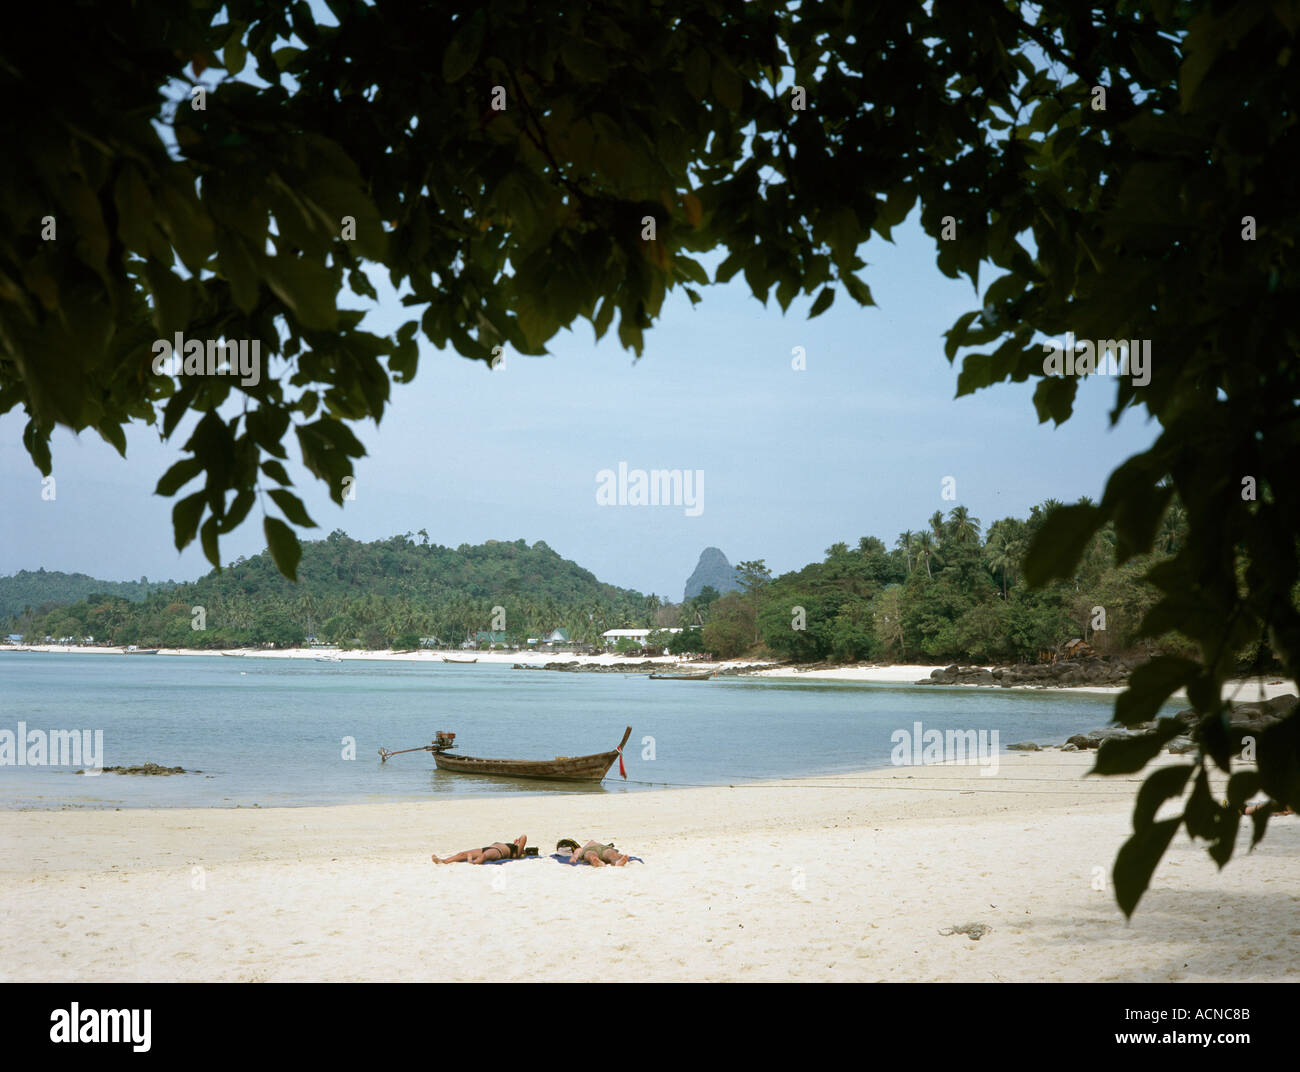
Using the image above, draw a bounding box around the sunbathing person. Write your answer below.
[557,837,629,867]
[1243,800,1295,816]
[432,834,528,864]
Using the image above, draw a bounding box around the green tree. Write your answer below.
[735,560,772,642]
[701,593,755,660]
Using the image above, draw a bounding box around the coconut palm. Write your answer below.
[917,532,938,578]
[895,530,916,574]
[1158,500,1187,554]
[948,506,982,544]
[983,527,1014,598]
[928,510,946,543]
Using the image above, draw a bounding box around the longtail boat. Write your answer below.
[648,670,713,680]
[379,726,632,782]
[442,655,478,664]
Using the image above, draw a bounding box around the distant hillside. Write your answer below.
[684,547,741,600]
[10,532,657,649]
[0,569,175,622]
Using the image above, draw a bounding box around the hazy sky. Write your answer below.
[0,207,1160,600]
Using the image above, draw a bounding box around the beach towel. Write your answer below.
[479,854,546,865]
[549,853,644,866]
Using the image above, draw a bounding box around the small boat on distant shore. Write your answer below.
[442,655,478,664]
[649,670,713,680]
[379,726,632,782]
[124,647,160,655]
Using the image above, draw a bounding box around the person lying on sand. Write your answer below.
[1242,801,1295,816]
[432,834,528,864]
[557,837,629,867]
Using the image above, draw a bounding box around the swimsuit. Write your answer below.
[481,842,519,859]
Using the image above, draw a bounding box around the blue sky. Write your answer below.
[0,205,1160,600]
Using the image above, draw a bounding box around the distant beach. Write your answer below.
[4,643,1292,702]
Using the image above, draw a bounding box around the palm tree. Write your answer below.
[917,532,937,578]
[983,527,1013,598]
[948,506,982,544]
[1158,500,1187,554]
[928,510,946,545]
[895,530,915,574]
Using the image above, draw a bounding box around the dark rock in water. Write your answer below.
[684,547,742,601]
[1160,695,1296,746]
[1007,741,1041,751]
[78,763,196,776]
[521,660,663,674]
[1064,726,1149,750]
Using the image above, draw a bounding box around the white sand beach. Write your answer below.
[1,751,1296,982]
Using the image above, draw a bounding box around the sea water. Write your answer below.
[0,653,1163,809]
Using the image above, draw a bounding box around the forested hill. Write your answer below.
[6,532,657,649]
[0,569,175,621]
[211,531,641,608]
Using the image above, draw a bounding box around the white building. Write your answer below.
[600,627,682,649]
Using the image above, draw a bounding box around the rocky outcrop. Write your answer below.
[918,657,1136,689]
[1061,694,1297,751]
[684,547,741,600]
[77,762,197,775]
[514,661,663,673]
[1223,694,1297,735]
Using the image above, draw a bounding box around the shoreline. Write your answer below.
[4,644,1293,701]
[2,752,1295,982]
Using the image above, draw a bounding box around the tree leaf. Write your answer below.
[262,256,338,330]
[263,516,302,582]
[200,515,222,569]
[1022,504,1102,586]
[156,456,205,497]
[268,487,317,527]
[172,492,206,552]
[442,9,485,83]
[807,287,834,318]
[1132,763,1193,828]
[1092,719,1187,775]
[1114,656,1201,726]
[1114,817,1180,919]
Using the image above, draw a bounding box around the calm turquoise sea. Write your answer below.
[0,653,1162,809]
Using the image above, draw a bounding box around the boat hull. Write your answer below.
[433,749,618,782]
[431,727,632,782]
